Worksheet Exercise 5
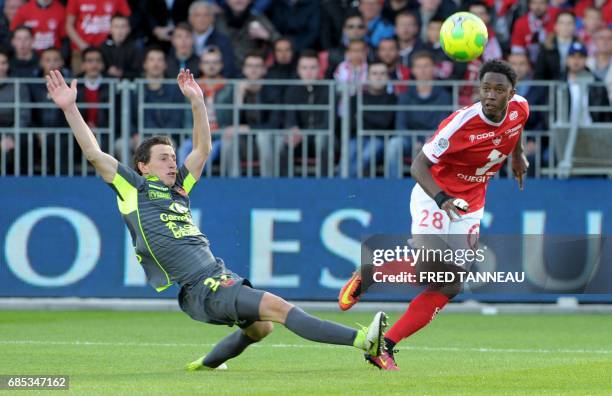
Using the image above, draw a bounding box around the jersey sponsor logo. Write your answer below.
[148,190,171,200]
[469,131,494,143]
[505,124,522,137]
[457,173,489,183]
[169,202,189,214]
[165,221,202,239]
[509,111,518,121]
[431,137,449,156]
[493,136,502,146]
[80,4,96,12]
[148,183,169,192]
[160,213,191,223]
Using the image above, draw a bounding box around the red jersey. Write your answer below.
[11,0,66,51]
[66,0,131,49]
[422,95,530,213]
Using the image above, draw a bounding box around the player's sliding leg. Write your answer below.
[245,287,387,355]
[187,321,273,371]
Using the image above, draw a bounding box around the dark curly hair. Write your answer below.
[479,59,517,88]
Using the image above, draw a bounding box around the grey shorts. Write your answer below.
[178,271,261,328]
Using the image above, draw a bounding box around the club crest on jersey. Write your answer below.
[432,138,449,156]
[48,19,57,30]
[509,111,518,121]
[104,2,114,13]
[493,136,502,146]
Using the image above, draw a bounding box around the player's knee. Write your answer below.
[244,321,274,341]
[260,292,294,323]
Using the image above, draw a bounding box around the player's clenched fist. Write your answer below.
[434,191,469,220]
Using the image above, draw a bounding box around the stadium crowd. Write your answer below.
[0,0,611,176]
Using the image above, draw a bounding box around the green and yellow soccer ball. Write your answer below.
[440,12,488,62]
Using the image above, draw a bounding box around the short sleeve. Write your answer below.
[175,164,197,195]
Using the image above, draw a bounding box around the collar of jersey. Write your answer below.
[477,102,507,127]
[146,175,160,181]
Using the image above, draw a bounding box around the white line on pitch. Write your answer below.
[1,340,611,355]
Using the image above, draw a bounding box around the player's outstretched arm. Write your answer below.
[46,70,118,183]
[178,68,211,180]
[411,151,467,219]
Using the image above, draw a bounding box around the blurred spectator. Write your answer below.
[359,0,395,48]
[395,10,425,68]
[100,14,142,79]
[178,45,230,167]
[0,49,33,174]
[0,50,31,127]
[10,26,39,77]
[320,0,356,50]
[348,60,395,177]
[0,0,24,50]
[508,52,548,131]
[468,1,503,62]
[216,0,279,68]
[198,46,232,131]
[486,0,520,49]
[564,42,611,124]
[586,26,612,102]
[31,47,69,128]
[511,0,560,63]
[376,37,410,94]
[76,47,108,129]
[382,0,410,22]
[65,0,131,72]
[508,51,548,176]
[577,6,604,56]
[147,0,193,51]
[30,47,69,174]
[324,11,367,79]
[141,47,185,130]
[415,0,456,43]
[280,50,331,177]
[575,0,612,25]
[387,50,451,178]
[266,37,296,100]
[10,0,66,52]
[534,11,578,81]
[188,1,236,77]
[219,51,278,177]
[165,22,199,78]
[334,39,369,96]
[422,18,453,79]
[265,0,320,53]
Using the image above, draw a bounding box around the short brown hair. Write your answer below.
[133,136,174,174]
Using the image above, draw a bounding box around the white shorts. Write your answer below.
[410,184,483,253]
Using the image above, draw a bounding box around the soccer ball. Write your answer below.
[439,12,488,62]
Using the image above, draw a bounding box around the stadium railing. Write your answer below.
[0,78,609,178]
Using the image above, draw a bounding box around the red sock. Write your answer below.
[385,290,449,344]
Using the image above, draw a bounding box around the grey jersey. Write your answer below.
[109,163,222,291]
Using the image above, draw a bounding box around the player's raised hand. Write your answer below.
[46,70,77,111]
[512,153,529,191]
[177,68,204,103]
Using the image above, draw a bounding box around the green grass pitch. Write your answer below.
[1,310,611,395]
